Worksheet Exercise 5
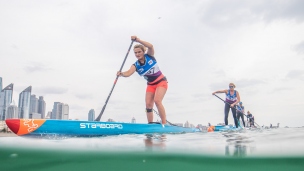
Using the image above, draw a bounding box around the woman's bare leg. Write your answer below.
[154,87,167,124]
[145,92,155,123]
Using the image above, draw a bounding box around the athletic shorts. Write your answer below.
[146,81,168,93]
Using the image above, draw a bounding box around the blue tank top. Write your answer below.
[225,90,237,104]
[236,105,244,112]
[134,54,163,83]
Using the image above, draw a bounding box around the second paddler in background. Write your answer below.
[247,111,255,127]
[212,83,241,128]
[236,101,246,127]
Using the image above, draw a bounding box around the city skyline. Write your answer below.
[1,77,204,127]
[0,78,56,120]
[1,77,138,122]
[0,76,289,127]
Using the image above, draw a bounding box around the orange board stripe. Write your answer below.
[17,119,46,136]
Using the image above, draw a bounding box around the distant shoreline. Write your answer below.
[0,132,17,137]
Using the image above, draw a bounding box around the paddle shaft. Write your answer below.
[213,94,260,127]
[152,109,177,126]
[95,40,135,121]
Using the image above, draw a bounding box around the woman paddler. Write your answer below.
[212,83,241,128]
[117,36,168,126]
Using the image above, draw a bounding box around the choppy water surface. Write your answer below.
[1,127,304,171]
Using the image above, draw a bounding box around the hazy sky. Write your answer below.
[1,0,304,127]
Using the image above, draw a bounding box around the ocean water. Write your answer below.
[1,127,304,171]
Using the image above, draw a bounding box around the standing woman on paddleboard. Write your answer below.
[212,83,241,128]
[117,36,168,126]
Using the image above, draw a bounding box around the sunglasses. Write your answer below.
[229,86,234,88]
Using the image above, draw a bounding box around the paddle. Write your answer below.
[95,40,135,121]
[152,109,177,126]
[213,94,260,128]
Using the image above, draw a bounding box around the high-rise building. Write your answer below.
[18,86,32,119]
[0,83,14,120]
[51,102,69,120]
[131,117,136,123]
[6,101,18,119]
[51,102,60,119]
[38,96,46,119]
[0,77,2,91]
[30,95,38,114]
[61,103,69,120]
[88,109,95,121]
[184,121,190,128]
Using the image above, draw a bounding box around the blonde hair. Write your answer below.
[134,44,146,53]
[229,83,236,88]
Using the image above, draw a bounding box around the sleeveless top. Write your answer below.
[134,54,165,85]
[225,90,237,104]
[236,105,244,112]
[247,114,253,119]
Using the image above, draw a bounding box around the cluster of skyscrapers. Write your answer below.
[0,77,69,121]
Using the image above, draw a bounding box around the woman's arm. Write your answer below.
[212,89,228,95]
[131,36,154,56]
[117,65,136,77]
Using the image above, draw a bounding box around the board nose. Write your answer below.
[5,119,20,134]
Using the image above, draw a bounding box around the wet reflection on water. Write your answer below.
[144,134,167,152]
[141,129,263,156]
[1,128,303,156]
[222,130,256,157]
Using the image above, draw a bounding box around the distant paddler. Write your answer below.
[212,83,241,128]
[117,36,168,126]
[246,111,255,127]
[236,102,246,127]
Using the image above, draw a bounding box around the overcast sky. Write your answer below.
[1,0,304,127]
